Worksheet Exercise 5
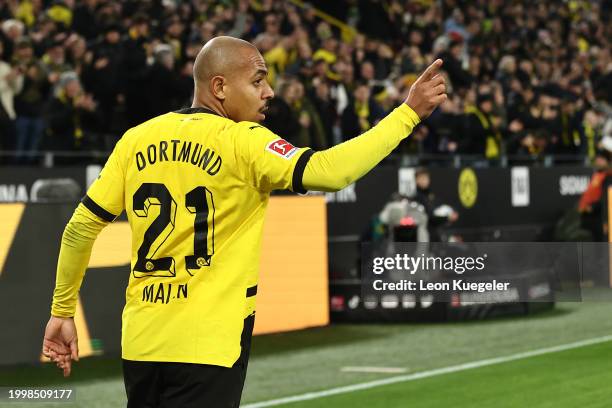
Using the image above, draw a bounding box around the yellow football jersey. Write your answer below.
[83,107,312,367]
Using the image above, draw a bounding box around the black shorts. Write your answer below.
[122,314,255,408]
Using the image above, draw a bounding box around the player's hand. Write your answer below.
[42,316,79,377]
[404,59,447,120]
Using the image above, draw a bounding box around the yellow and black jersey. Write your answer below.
[82,107,312,366]
[51,103,421,368]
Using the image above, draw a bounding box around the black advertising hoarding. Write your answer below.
[426,166,593,229]
[322,165,593,237]
[322,165,398,237]
[0,166,91,203]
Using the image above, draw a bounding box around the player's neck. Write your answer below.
[191,103,226,118]
[191,96,228,119]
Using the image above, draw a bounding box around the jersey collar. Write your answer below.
[174,107,221,116]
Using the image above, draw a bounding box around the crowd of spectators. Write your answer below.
[0,0,611,165]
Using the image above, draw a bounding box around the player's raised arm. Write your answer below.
[302,59,446,192]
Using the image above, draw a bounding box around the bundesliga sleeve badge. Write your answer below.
[266,139,298,159]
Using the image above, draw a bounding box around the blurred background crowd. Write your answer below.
[0,0,611,165]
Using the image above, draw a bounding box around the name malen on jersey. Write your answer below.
[135,140,222,175]
[142,282,188,304]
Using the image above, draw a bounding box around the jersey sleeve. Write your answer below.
[51,203,109,317]
[82,136,128,221]
[303,104,421,192]
[232,122,313,193]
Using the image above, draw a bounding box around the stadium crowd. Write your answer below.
[0,0,611,164]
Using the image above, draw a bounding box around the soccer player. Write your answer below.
[42,36,446,407]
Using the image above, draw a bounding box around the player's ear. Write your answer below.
[210,75,226,100]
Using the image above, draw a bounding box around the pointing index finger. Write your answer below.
[421,59,443,82]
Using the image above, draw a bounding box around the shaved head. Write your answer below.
[191,36,274,122]
[194,36,259,85]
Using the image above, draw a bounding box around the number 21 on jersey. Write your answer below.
[131,183,215,278]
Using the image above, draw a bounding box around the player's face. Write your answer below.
[225,50,274,123]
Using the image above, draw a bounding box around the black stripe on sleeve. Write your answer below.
[82,195,117,222]
[246,285,258,297]
[292,149,314,194]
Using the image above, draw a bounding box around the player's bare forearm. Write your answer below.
[302,60,447,192]
[51,204,108,317]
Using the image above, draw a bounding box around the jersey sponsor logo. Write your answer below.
[266,139,297,159]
